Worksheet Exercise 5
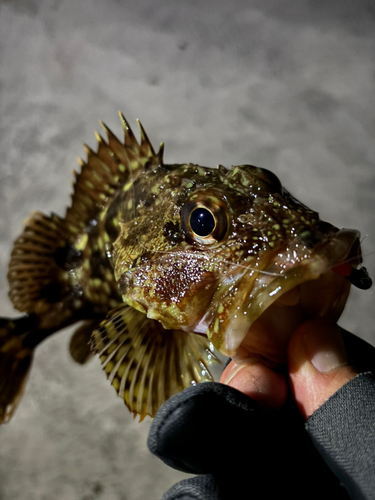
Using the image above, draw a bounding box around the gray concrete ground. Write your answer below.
[0,1,374,499]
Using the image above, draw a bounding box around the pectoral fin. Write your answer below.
[7,211,68,313]
[90,305,218,420]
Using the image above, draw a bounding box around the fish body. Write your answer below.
[0,113,371,423]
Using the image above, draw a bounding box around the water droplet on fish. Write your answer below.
[105,243,112,259]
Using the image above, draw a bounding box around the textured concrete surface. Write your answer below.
[0,1,374,499]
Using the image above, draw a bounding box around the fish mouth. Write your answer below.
[205,228,368,364]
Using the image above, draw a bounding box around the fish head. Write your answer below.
[111,162,369,365]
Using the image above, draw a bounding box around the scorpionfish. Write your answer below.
[0,113,372,423]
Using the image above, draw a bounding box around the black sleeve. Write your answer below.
[306,372,375,500]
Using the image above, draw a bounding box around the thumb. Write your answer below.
[288,319,358,420]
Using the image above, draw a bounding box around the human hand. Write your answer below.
[221,319,357,418]
[148,320,375,499]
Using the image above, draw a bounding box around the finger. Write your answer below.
[288,319,358,420]
[161,475,221,500]
[220,360,288,409]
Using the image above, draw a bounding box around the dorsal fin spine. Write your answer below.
[136,119,155,155]
[119,111,138,149]
[157,142,164,166]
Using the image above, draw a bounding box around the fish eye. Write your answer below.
[182,196,229,246]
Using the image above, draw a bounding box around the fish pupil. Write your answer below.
[190,208,215,236]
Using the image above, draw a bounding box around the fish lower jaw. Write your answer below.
[210,227,363,360]
[223,267,350,366]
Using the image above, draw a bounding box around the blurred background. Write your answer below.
[0,1,374,499]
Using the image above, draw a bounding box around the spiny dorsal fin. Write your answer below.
[90,305,218,421]
[65,113,163,237]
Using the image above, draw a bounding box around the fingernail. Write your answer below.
[303,321,347,373]
[223,363,246,385]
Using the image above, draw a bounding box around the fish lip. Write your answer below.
[209,228,362,357]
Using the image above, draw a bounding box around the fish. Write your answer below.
[0,112,372,423]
